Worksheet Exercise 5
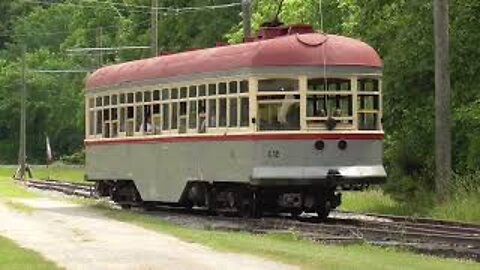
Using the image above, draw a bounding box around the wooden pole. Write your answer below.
[434,0,451,200]
[151,0,159,56]
[18,45,27,181]
[96,27,103,67]
[242,0,251,38]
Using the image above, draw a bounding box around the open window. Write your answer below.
[126,106,134,136]
[198,99,207,133]
[152,104,161,134]
[306,78,353,130]
[179,101,187,133]
[257,79,300,131]
[358,78,381,130]
[111,108,118,138]
[143,105,152,134]
[208,99,217,127]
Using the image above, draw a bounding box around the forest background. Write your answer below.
[0,0,479,201]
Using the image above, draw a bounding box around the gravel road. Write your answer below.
[0,198,297,270]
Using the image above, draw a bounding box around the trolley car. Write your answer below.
[84,24,386,218]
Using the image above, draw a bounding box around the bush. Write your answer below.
[59,149,85,165]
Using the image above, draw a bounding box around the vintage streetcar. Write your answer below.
[84,24,386,218]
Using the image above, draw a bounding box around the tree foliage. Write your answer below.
[0,0,479,199]
[0,0,240,163]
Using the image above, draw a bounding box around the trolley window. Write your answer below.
[208,99,217,127]
[240,80,248,93]
[229,81,238,94]
[259,79,298,92]
[89,111,95,135]
[153,90,160,101]
[198,85,206,96]
[162,104,170,131]
[257,79,300,131]
[240,97,249,127]
[306,78,353,130]
[258,98,300,131]
[219,98,227,127]
[219,82,227,95]
[358,78,381,130]
[229,97,237,127]
[189,100,197,129]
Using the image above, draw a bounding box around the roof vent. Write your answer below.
[256,24,315,40]
[287,24,314,35]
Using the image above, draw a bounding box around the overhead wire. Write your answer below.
[23,0,241,13]
[3,0,241,38]
[0,16,152,38]
[0,25,118,38]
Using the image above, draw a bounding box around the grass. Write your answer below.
[341,188,480,224]
[29,165,86,184]
[0,235,61,270]
[0,168,36,216]
[0,168,37,199]
[341,189,420,216]
[89,203,479,270]
[0,165,87,184]
[430,191,480,222]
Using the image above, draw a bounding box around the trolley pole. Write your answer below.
[18,45,27,181]
[151,0,159,56]
[434,0,451,201]
[96,27,103,67]
[242,0,251,38]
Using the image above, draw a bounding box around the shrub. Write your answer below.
[59,149,85,165]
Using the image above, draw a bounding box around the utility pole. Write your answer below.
[151,0,159,56]
[96,27,103,67]
[242,0,251,38]
[434,0,451,200]
[18,45,27,180]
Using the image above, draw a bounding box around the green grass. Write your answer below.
[0,235,61,270]
[89,203,479,270]
[430,191,480,222]
[29,166,86,184]
[341,189,420,216]
[0,165,87,184]
[341,189,480,224]
[0,168,37,199]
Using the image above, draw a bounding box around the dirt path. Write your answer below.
[0,198,296,270]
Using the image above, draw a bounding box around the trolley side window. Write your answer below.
[306,78,353,130]
[357,78,381,130]
[257,79,300,131]
[126,106,134,136]
[208,99,217,127]
[240,97,249,127]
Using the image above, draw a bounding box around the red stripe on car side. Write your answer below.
[85,133,384,146]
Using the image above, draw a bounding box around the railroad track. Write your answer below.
[16,178,480,262]
[16,179,95,198]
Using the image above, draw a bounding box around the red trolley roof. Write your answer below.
[86,32,382,90]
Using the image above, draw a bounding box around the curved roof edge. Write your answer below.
[86,33,382,90]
